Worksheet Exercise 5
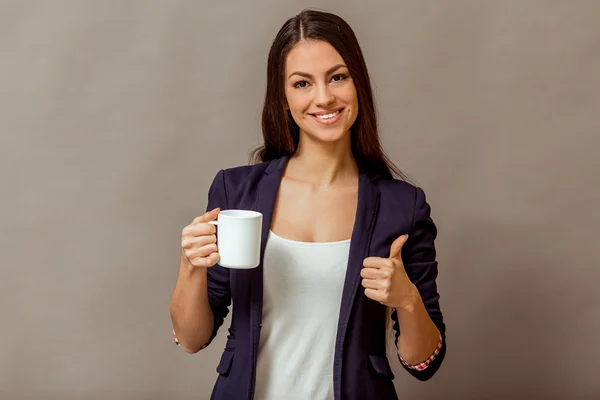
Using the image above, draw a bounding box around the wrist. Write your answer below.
[180,251,208,279]
[397,283,421,314]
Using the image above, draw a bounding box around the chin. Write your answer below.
[299,120,353,143]
[303,128,349,143]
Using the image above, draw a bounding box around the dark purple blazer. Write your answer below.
[202,156,446,400]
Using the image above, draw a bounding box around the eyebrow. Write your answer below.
[288,64,347,80]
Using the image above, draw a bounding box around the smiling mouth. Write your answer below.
[310,108,344,120]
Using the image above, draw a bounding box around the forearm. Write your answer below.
[396,283,441,365]
[169,252,214,353]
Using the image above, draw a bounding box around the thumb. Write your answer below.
[389,234,409,260]
[195,207,220,223]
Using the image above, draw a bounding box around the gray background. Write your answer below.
[1,1,599,399]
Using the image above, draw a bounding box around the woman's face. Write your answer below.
[284,40,359,144]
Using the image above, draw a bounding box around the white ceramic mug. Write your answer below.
[208,210,263,269]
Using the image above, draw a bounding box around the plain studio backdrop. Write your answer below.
[1,1,599,399]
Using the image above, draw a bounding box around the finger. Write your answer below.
[361,278,383,290]
[182,234,217,249]
[190,252,220,268]
[192,208,220,224]
[363,257,394,270]
[364,288,385,303]
[186,243,218,259]
[204,252,220,267]
[360,267,388,279]
[389,234,409,260]
[182,223,216,237]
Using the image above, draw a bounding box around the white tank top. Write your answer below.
[254,230,351,400]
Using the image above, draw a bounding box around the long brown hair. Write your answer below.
[250,9,410,182]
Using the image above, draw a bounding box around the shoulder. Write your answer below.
[207,159,276,209]
[220,161,270,183]
[377,177,424,204]
[208,161,270,194]
[376,177,434,222]
[374,178,438,251]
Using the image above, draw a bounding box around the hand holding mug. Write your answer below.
[181,208,263,270]
[181,208,221,269]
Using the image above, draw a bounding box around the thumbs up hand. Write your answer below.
[361,234,419,311]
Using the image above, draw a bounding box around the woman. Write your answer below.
[170,9,446,400]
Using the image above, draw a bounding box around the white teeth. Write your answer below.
[314,110,340,119]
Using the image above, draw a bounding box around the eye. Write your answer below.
[331,73,348,82]
[293,80,309,89]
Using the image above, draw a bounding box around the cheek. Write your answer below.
[286,94,310,114]
[349,94,359,120]
[343,93,359,119]
[338,86,358,110]
[349,88,359,108]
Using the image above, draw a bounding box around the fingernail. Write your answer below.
[404,234,409,239]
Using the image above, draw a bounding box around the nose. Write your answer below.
[315,83,335,107]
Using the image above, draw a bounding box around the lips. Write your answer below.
[310,108,344,119]
[309,108,344,125]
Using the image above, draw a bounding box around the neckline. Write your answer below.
[268,230,351,246]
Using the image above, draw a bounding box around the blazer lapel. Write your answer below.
[251,155,288,320]
[247,156,288,399]
[333,167,380,400]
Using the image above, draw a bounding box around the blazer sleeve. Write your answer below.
[391,186,447,380]
[202,169,233,349]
